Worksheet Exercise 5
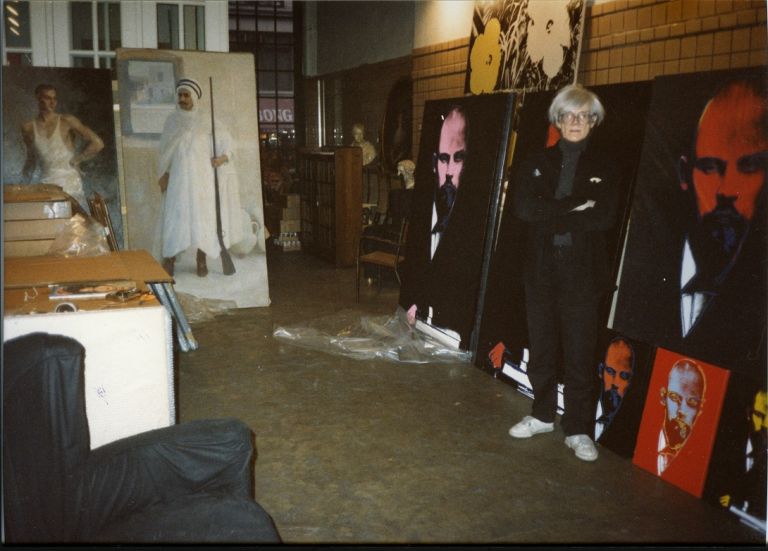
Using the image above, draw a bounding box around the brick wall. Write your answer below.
[411,37,471,161]
[580,0,767,85]
[409,0,767,159]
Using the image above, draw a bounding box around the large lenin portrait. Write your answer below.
[611,68,767,378]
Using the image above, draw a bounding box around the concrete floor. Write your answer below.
[177,250,763,544]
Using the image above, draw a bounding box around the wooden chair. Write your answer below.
[356,218,407,302]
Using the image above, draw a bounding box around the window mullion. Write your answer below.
[178,3,185,49]
[90,0,99,66]
[102,1,110,56]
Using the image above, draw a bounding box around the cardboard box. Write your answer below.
[4,200,72,221]
[4,250,172,290]
[3,239,55,258]
[3,183,69,203]
[271,193,301,209]
[3,250,168,315]
[280,219,301,233]
[282,206,301,220]
[4,218,69,241]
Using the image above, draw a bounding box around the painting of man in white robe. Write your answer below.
[117,48,268,307]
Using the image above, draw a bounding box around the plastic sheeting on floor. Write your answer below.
[272,307,471,364]
[176,292,237,323]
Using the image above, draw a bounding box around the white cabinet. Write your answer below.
[4,305,174,449]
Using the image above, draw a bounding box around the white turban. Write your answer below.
[175,77,202,99]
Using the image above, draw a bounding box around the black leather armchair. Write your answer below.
[3,332,281,544]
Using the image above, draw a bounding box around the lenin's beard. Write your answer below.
[599,386,624,422]
[663,413,693,451]
[432,175,458,234]
[686,195,749,290]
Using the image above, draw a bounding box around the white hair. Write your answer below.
[548,84,605,125]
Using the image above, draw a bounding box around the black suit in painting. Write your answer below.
[613,138,767,378]
[399,95,515,350]
[637,212,765,374]
[400,176,487,348]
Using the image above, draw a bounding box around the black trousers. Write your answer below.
[524,244,599,436]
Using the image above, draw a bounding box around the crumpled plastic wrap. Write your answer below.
[176,292,237,323]
[48,214,111,257]
[272,306,472,364]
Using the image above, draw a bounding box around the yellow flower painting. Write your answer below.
[464,0,586,93]
[469,17,502,94]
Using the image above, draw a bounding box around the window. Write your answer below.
[230,1,297,165]
[183,5,205,50]
[3,0,32,66]
[157,2,205,50]
[70,1,121,76]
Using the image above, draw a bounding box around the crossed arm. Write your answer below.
[513,160,618,233]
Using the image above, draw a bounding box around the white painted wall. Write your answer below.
[28,1,51,65]
[304,0,608,75]
[411,0,606,51]
[412,0,475,50]
[204,0,229,52]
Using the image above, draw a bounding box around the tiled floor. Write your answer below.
[177,250,763,544]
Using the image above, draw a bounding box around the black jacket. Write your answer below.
[513,141,620,297]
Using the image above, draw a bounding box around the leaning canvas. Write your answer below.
[611,67,767,379]
[399,93,515,351]
[116,48,269,307]
[703,372,767,535]
[633,347,730,498]
[465,0,586,94]
[2,66,124,247]
[592,331,654,458]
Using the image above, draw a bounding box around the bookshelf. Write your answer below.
[298,147,362,267]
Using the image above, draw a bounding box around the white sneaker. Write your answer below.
[565,434,599,461]
[509,415,554,438]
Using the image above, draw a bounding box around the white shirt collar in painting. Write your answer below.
[430,202,441,259]
[657,429,670,475]
[594,401,606,441]
[680,238,711,338]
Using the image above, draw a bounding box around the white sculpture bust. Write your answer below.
[351,123,377,166]
[397,159,415,190]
